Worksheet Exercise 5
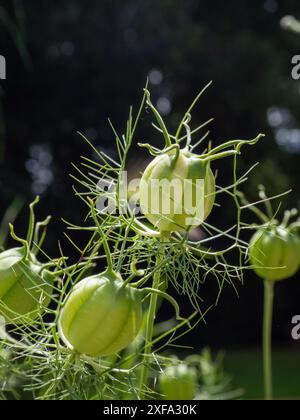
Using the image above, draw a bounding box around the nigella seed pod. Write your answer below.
[0,197,54,325]
[159,364,198,400]
[249,225,300,282]
[0,247,53,324]
[139,148,216,232]
[58,270,143,357]
[138,87,261,234]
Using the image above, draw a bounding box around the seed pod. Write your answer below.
[0,198,54,325]
[0,247,53,324]
[58,270,143,357]
[140,148,216,232]
[159,363,198,400]
[249,225,300,281]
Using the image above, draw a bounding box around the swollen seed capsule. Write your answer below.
[249,226,300,282]
[58,271,143,357]
[139,148,215,232]
[0,247,53,324]
[159,364,198,400]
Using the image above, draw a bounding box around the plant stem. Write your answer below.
[263,279,274,401]
[27,196,40,248]
[89,197,113,271]
[138,264,161,397]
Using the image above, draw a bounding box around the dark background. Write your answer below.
[0,0,300,352]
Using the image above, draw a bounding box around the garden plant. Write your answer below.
[247,187,300,400]
[1,83,291,401]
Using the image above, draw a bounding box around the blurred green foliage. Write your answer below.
[225,349,300,399]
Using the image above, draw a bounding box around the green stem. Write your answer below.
[263,280,274,401]
[26,196,40,248]
[9,223,29,258]
[201,149,239,162]
[141,287,185,323]
[32,215,52,256]
[175,81,213,140]
[88,197,113,272]
[258,186,273,220]
[138,253,163,398]
[236,191,269,224]
[144,89,171,148]
[183,116,192,148]
[201,133,264,157]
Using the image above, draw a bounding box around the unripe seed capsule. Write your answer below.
[58,270,143,357]
[159,364,198,400]
[0,247,53,324]
[249,226,300,282]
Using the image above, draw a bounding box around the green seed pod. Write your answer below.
[159,364,198,400]
[0,198,54,325]
[0,247,53,324]
[140,148,216,232]
[249,225,300,282]
[58,270,143,357]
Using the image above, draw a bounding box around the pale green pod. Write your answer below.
[58,271,143,357]
[0,247,53,324]
[139,149,215,232]
[249,226,300,282]
[159,364,198,400]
